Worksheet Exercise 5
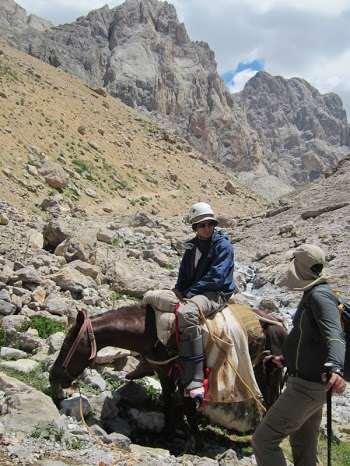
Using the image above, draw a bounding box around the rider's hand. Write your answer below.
[263,354,285,368]
[322,372,346,393]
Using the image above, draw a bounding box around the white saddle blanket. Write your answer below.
[153,305,262,404]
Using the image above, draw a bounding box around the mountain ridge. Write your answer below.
[0,0,349,198]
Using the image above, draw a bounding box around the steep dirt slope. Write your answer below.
[0,40,264,219]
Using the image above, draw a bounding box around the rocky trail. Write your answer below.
[0,7,349,464]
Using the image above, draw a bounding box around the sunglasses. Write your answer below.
[195,221,215,229]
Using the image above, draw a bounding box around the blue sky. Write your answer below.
[15,0,350,114]
[221,60,265,93]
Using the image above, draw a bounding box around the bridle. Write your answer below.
[62,310,97,378]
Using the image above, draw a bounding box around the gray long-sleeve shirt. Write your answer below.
[283,283,346,383]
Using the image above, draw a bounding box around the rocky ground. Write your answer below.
[0,30,349,466]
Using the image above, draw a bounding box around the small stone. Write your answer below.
[85,188,97,198]
[0,213,9,225]
[77,125,86,135]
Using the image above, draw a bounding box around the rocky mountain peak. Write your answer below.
[0,0,349,198]
[0,0,52,31]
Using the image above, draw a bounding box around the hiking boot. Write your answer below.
[125,358,155,380]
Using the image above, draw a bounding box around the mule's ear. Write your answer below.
[76,310,86,327]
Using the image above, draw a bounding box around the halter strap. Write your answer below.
[63,310,97,370]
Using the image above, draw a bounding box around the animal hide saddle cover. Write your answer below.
[145,290,262,403]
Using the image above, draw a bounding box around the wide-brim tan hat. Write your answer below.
[286,244,327,291]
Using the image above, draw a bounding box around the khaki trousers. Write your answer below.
[143,289,225,340]
[252,377,326,466]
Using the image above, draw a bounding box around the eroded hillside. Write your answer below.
[0,40,264,219]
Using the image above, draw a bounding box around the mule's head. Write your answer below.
[49,310,94,400]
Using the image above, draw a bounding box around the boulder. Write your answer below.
[12,266,42,285]
[44,293,69,316]
[0,299,16,316]
[0,347,28,360]
[69,260,99,279]
[38,161,70,189]
[0,358,39,374]
[0,372,59,435]
[60,394,91,420]
[95,347,130,365]
[49,267,96,294]
[28,229,44,250]
[43,220,70,251]
[54,237,96,264]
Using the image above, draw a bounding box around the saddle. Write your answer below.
[150,302,268,403]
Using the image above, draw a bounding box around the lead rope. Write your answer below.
[189,300,266,414]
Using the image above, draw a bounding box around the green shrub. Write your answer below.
[29,315,66,339]
[31,422,64,442]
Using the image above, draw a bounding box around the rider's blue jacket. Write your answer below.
[175,230,235,299]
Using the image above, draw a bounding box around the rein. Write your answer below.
[62,311,97,374]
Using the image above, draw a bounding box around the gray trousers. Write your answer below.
[177,292,225,341]
[252,376,326,466]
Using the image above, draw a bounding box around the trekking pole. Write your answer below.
[324,363,334,466]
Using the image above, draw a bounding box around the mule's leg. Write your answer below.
[158,372,182,437]
[183,396,203,451]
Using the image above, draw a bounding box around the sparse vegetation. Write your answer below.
[0,62,18,81]
[129,196,151,206]
[62,185,80,200]
[29,315,66,339]
[72,158,92,177]
[31,422,64,442]
[111,236,124,248]
[1,365,51,395]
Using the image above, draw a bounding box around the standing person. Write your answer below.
[127,202,235,400]
[252,244,346,466]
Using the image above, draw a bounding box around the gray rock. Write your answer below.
[1,314,30,331]
[69,259,99,279]
[44,293,69,316]
[95,346,130,365]
[12,266,42,284]
[97,228,115,244]
[47,332,65,353]
[107,431,131,450]
[60,394,91,420]
[0,347,28,360]
[0,358,39,374]
[38,161,70,189]
[0,372,59,435]
[0,213,9,225]
[82,369,106,391]
[49,267,96,294]
[0,298,16,315]
[217,449,239,466]
[54,237,96,264]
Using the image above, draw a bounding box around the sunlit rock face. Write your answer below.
[1,0,349,198]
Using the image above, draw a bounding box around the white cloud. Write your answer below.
[227,69,258,93]
[243,0,350,16]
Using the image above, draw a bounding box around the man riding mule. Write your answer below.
[126,202,235,401]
